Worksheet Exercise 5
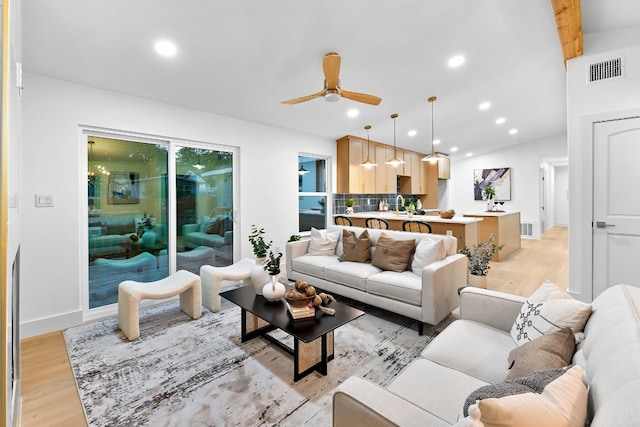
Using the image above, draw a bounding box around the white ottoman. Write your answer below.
[200,258,255,312]
[118,270,202,340]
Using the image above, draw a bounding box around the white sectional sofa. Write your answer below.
[286,225,468,334]
[333,284,640,426]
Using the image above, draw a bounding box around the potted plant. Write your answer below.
[483,183,496,211]
[137,213,157,247]
[458,233,504,288]
[262,248,285,301]
[345,198,356,214]
[405,200,417,217]
[249,225,271,259]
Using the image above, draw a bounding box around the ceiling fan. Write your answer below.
[281,52,382,106]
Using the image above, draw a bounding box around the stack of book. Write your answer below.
[285,300,315,320]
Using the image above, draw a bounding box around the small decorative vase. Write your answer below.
[262,274,285,302]
[251,258,269,295]
[469,273,488,289]
[141,230,157,248]
[345,206,354,214]
[407,212,414,218]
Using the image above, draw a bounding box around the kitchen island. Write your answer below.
[463,211,521,261]
[339,212,482,246]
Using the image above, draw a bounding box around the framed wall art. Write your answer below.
[473,167,511,201]
[108,172,140,204]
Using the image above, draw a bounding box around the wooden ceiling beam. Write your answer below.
[551,0,584,64]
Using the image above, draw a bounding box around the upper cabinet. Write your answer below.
[438,157,451,180]
[337,135,448,194]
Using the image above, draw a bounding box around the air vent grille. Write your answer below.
[587,57,623,84]
[520,222,533,237]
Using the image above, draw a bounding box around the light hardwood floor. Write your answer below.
[19,226,568,426]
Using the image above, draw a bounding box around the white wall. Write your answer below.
[21,73,335,337]
[447,132,567,238]
[567,26,640,301]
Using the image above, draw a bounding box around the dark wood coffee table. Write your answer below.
[221,285,364,381]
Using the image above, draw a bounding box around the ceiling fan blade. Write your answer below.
[340,89,382,106]
[323,52,341,90]
[280,90,325,105]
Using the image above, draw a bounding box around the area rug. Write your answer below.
[64,287,453,427]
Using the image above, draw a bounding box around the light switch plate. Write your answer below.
[35,193,54,207]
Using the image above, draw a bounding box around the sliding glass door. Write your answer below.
[86,135,236,310]
[87,137,168,308]
[174,145,234,272]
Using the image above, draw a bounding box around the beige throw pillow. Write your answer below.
[459,366,587,427]
[510,281,592,346]
[371,233,415,272]
[411,239,446,275]
[308,227,341,256]
[505,327,576,380]
[339,229,371,262]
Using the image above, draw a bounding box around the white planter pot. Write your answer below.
[345,206,354,214]
[469,273,488,289]
[251,258,269,295]
[262,275,286,301]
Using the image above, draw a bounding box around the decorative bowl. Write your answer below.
[439,212,455,219]
[285,294,314,308]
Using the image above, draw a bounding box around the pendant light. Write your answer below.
[193,154,205,170]
[421,96,448,163]
[360,125,378,168]
[298,165,309,175]
[385,113,405,166]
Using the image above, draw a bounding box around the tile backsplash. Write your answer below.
[333,193,425,214]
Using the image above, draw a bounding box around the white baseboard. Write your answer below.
[20,309,83,339]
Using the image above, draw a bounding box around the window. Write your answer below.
[298,154,328,232]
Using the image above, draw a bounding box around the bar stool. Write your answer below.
[335,216,353,226]
[402,221,432,233]
[365,218,389,229]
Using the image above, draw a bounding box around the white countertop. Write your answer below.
[463,211,520,217]
[341,211,483,224]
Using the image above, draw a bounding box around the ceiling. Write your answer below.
[22,1,640,159]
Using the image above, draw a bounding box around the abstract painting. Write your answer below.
[473,167,511,201]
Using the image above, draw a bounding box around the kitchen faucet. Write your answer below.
[395,194,404,216]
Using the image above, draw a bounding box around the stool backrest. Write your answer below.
[365,218,389,229]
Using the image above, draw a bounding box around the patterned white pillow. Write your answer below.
[510,281,592,346]
[308,227,341,256]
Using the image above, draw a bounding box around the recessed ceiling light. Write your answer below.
[450,147,458,152]
[466,152,473,157]
[478,102,491,111]
[347,109,359,118]
[448,55,465,68]
[509,128,519,135]
[496,117,506,125]
[433,139,441,145]
[408,130,417,137]
[155,40,177,57]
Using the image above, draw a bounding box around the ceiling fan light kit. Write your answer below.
[422,96,448,163]
[281,52,382,106]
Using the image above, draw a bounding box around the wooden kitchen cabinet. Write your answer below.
[438,157,451,179]
[337,135,376,193]
[374,143,398,193]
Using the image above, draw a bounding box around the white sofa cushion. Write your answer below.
[411,239,446,275]
[324,262,381,291]
[422,319,516,384]
[290,254,339,279]
[387,358,490,425]
[366,271,422,306]
[510,281,592,346]
[308,227,341,255]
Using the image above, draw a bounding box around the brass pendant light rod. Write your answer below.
[386,113,405,166]
[422,96,446,162]
[360,125,378,168]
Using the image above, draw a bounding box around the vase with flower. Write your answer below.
[458,233,504,288]
[249,225,271,294]
[137,213,157,248]
[262,248,285,301]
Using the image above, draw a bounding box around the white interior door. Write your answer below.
[593,117,640,297]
